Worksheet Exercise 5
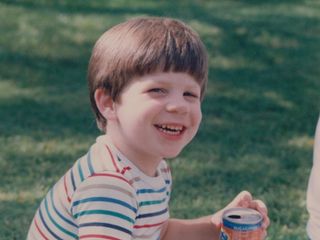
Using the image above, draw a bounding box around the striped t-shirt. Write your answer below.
[27,135,172,240]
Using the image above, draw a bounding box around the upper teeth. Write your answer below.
[159,125,183,131]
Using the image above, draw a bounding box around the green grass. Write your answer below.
[0,0,319,239]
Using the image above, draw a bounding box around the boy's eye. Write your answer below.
[148,88,166,94]
[184,91,199,98]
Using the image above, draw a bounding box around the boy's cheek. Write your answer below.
[199,109,203,123]
[195,109,202,128]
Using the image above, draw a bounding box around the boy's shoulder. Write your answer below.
[59,137,135,204]
[52,135,172,212]
[70,135,128,184]
[66,135,171,194]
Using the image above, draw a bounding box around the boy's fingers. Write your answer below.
[228,192,270,230]
[262,230,268,239]
[223,192,270,235]
[249,199,268,213]
[238,190,252,200]
[226,191,253,208]
[243,191,253,201]
[236,190,253,207]
[249,200,270,229]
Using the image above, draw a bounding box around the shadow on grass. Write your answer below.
[0,94,96,138]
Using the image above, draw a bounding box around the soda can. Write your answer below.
[220,207,263,240]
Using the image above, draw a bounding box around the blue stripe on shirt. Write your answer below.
[72,197,137,213]
[70,168,76,191]
[136,208,168,219]
[39,206,63,240]
[136,186,166,194]
[50,190,77,228]
[87,148,94,175]
[44,197,78,239]
[74,209,134,224]
[79,222,132,235]
[77,158,85,182]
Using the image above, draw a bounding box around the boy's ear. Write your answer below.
[94,88,117,121]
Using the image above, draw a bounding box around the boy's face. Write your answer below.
[108,72,202,166]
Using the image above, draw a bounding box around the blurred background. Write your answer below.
[0,0,319,239]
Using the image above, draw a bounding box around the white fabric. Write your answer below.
[307,117,320,239]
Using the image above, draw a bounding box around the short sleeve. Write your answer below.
[71,171,138,240]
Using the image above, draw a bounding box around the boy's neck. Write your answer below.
[103,133,163,177]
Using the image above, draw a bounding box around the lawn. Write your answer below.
[0,0,319,239]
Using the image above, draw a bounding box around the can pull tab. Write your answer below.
[228,215,241,219]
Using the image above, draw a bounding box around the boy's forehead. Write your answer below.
[136,72,200,86]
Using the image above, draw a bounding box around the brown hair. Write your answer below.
[88,17,208,131]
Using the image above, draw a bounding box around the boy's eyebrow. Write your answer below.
[172,81,201,90]
[144,81,201,92]
[146,77,201,88]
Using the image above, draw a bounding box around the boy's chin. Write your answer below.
[163,150,182,160]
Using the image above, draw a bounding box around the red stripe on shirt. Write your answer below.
[105,145,120,173]
[121,166,131,174]
[91,173,131,185]
[34,218,49,240]
[134,221,165,229]
[64,174,71,203]
[80,234,121,240]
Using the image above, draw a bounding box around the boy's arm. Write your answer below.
[160,216,220,240]
[72,172,137,240]
[161,191,269,240]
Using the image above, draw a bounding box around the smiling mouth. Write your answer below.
[155,124,186,136]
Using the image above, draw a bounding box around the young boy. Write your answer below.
[27,17,269,240]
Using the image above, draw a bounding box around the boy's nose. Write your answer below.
[165,98,188,114]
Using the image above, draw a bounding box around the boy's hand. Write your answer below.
[211,191,270,239]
